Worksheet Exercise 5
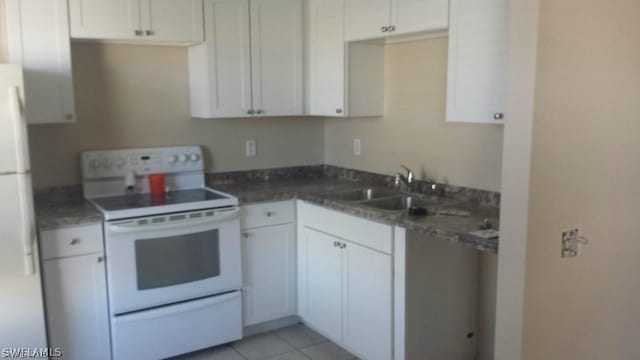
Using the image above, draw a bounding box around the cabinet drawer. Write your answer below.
[40,224,103,260]
[297,201,393,254]
[241,200,295,228]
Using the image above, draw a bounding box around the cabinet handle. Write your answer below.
[243,232,250,238]
[388,25,396,32]
[247,110,255,115]
[340,243,347,249]
[64,114,74,121]
[97,256,104,263]
[134,30,143,36]
[256,109,264,115]
[336,108,343,114]
[70,238,81,246]
[493,112,504,121]
[145,30,154,36]
[381,26,389,33]
[333,241,339,247]
[265,211,274,217]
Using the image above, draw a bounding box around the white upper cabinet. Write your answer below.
[391,0,449,36]
[5,0,76,124]
[307,0,345,116]
[189,0,303,118]
[69,0,204,44]
[306,0,384,118]
[189,0,253,118]
[69,0,140,41]
[250,0,304,117]
[142,0,205,43]
[446,0,507,124]
[344,0,390,41]
[345,0,449,41]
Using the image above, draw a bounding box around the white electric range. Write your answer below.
[82,146,242,360]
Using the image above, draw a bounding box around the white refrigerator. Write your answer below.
[0,64,47,350]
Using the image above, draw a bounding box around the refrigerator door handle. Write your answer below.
[9,86,35,276]
[9,86,30,173]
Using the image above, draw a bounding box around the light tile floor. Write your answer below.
[172,324,357,360]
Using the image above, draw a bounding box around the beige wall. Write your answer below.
[27,44,324,188]
[324,38,504,192]
[523,1,640,359]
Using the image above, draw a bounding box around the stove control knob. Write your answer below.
[189,154,200,162]
[89,159,101,170]
[167,155,178,164]
[179,154,189,163]
[101,159,112,169]
[114,158,126,168]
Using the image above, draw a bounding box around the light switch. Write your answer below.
[354,138,362,156]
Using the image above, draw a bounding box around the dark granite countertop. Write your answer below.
[214,178,500,253]
[34,166,499,253]
[34,186,102,231]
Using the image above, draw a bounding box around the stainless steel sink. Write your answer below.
[321,187,399,202]
[360,195,440,211]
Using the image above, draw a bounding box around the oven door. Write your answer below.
[105,207,241,315]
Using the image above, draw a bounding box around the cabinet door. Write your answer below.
[188,0,253,118]
[391,0,449,36]
[69,0,141,40]
[250,0,304,117]
[242,224,296,326]
[307,0,345,117]
[142,0,204,44]
[43,254,111,360]
[446,0,507,123]
[5,0,76,124]
[301,227,343,343]
[342,241,392,360]
[344,0,390,41]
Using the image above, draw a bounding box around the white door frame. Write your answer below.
[494,0,541,359]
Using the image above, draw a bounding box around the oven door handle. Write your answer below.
[108,207,239,234]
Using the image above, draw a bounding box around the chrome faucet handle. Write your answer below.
[400,165,415,186]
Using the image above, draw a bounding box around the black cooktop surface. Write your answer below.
[91,188,229,212]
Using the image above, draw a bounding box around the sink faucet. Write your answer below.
[394,165,415,192]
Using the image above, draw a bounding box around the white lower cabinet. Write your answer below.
[342,237,392,360]
[298,201,392,360]
[304,228,343,342]
[40,224,110,360]
[241,201,297,326]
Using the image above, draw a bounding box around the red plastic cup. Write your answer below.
[148,174,165,196]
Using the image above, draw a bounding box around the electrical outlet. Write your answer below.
[353,138,362,156]
[245,140,256,157]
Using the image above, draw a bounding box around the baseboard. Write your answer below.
[243,315,302,337]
